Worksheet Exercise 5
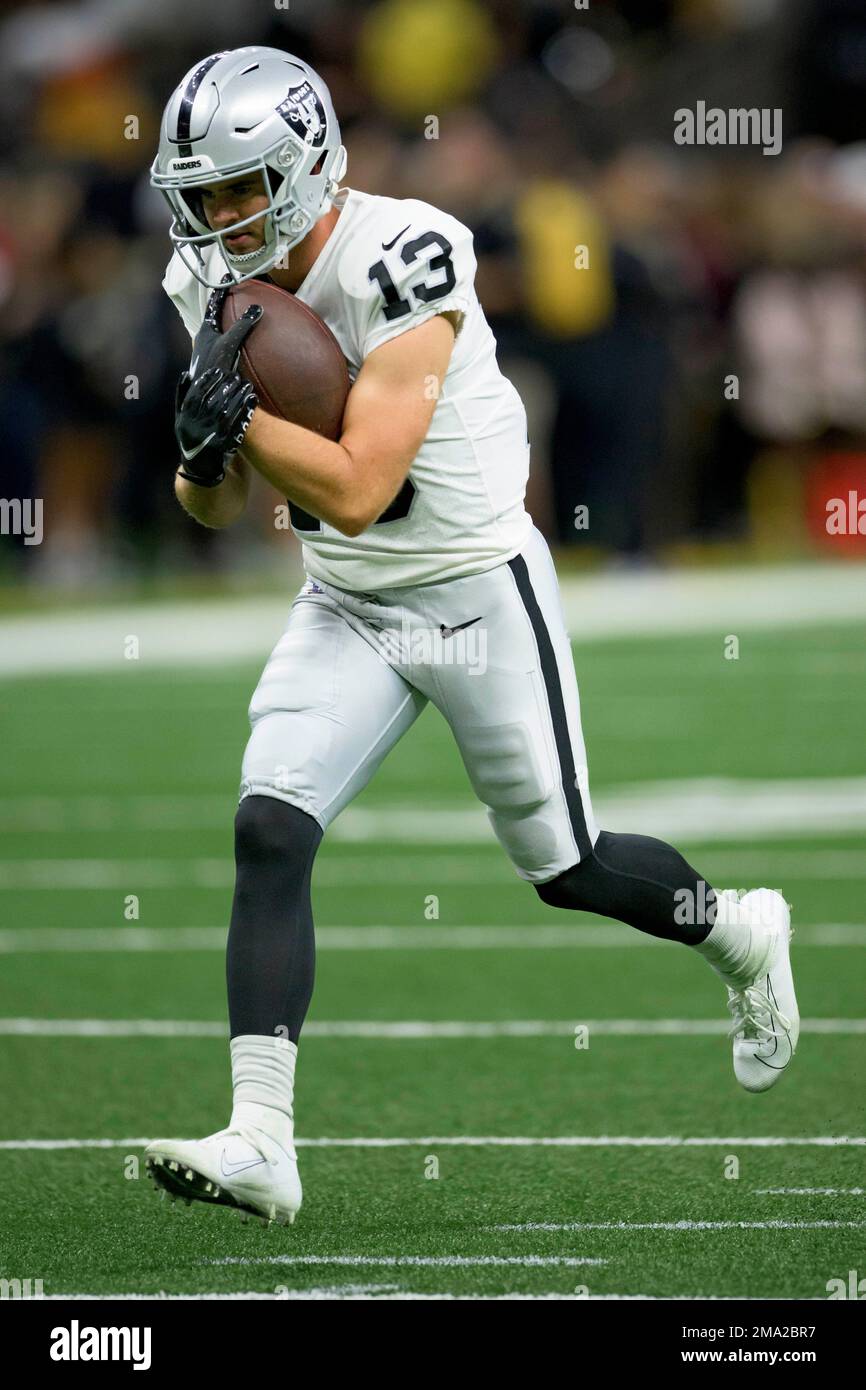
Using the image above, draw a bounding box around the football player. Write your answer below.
[145,48,798,1225]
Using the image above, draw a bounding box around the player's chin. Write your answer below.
[224,234,262,253]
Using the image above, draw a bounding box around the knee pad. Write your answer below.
[234,794,322,866]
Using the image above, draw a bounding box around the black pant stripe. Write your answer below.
[507,552,592,860]
[175,51,227,156]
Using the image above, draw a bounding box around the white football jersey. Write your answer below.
[163,186,533,589]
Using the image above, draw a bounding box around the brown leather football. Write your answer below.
[219,279,350,440]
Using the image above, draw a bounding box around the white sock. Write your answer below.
[229,1034,297,1156]
[691,890,756,984]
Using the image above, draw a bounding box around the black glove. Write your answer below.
[175,285,263,487]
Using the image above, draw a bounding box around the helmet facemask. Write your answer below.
[153,137,347,289]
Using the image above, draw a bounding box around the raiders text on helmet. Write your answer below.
[150,47,348,289]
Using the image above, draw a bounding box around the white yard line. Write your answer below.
[2,563,865,677]
[0,795,234,833]
[206,1255,607,1268]
[492,1220,866,1232]
[0,1016,863,1038]
[2,779,866,850]
[0,924,864,953]
[32,1291,824,1300]
[35,1284,408,1300]
[328,783,866,842]
[1,1135,863,1151]
[752,1188,865,1196]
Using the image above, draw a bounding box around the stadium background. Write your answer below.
[0,0,864,1303]
[4,0,866,580]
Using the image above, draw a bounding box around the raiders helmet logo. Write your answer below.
[276,80,327,149]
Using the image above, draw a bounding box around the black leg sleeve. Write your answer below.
[226,794,322,1043]
[535,829,716,944]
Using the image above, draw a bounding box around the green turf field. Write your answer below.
[0,620,864,1299]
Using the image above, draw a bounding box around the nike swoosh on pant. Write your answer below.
[439,616,483,638]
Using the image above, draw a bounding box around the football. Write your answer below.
[219,278,350,440]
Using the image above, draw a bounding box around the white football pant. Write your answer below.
[240,525,599,883]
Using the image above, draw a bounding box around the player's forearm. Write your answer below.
[174,455,250,529]
[242,408,364,536]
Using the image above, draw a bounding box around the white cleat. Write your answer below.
[722,888,799,1092]
[145,1124,302,1225]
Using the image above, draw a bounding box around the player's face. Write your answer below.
[198,172,269,253]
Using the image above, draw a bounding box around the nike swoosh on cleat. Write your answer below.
[439,616,483,639]
[757,975,793,1068]
[220,1152,268,1177]
[382,224,411,252]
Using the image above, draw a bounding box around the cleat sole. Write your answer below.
[145,1147,300,1226]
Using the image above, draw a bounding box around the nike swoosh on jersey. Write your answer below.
[220,1151,268,1177]
[439,616,483,638]
[382,224,411,252]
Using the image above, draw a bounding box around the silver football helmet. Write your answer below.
[150,46,348,289]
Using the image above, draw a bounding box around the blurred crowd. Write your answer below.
[2,0,866,588]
